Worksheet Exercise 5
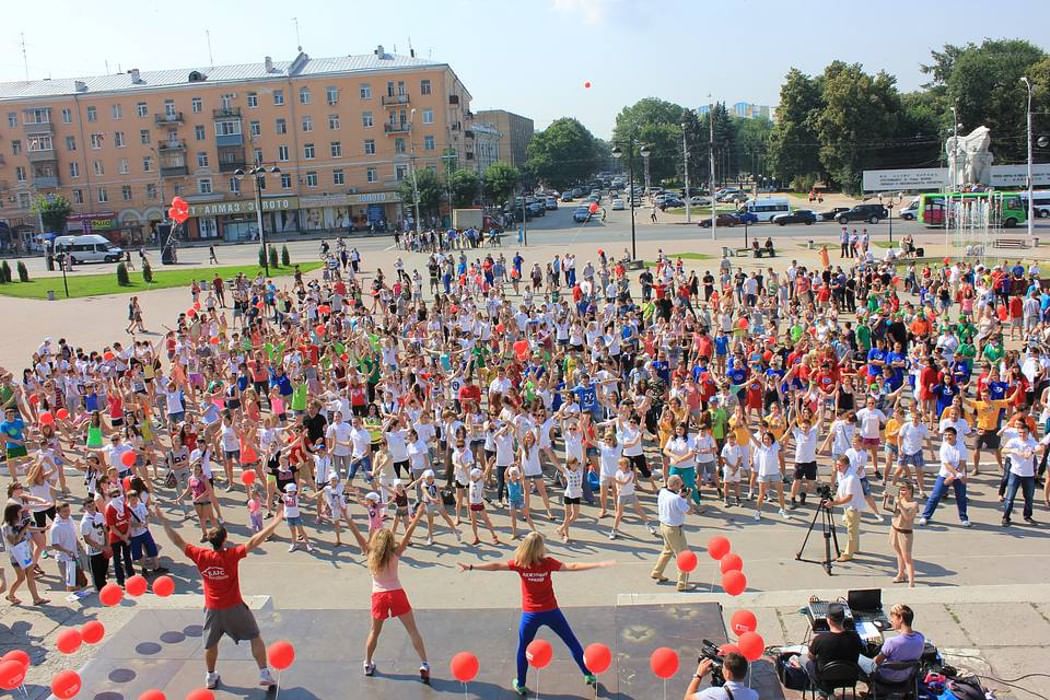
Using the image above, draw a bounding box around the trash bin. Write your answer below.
[807,240,815,249]
[721,246,731,258]
[916,247,925,257]
[1034,237,1040,248]
[47,290,56,301]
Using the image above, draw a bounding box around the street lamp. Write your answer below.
[681,122,692,224]
[1021,77,1034,240]
[234,165,282,276]
[408,108,421,237]
[878,192,902,244]
[611,140,650,261]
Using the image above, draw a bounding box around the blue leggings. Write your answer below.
[516,608,589,685]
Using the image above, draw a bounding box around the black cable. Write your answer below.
[973,674,1050,700]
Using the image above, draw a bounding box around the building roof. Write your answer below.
[0,50,446,102]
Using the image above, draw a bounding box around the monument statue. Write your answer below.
[946,126,994,188]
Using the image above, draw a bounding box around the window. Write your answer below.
[114,131,126,147]
[420,79,432,95]
[197,152,209,168]
[145,183,157,200]
[303,143,315,160]
[253,148,263,165]
[279,173,291,189]
[86,106,97,122]
[229,178,240,194]
[333,169,344,185]
[395,164,409,181]
[61,108,73,124]
[326,86,339,105]
[118,159,129,174]
[359,83,372,99]
[277,144,289,161]
[10,140,21,156]
[111,104,123,119]
[65,136,77,151]
[69,162,80,178]
[121,185,133,201]
[424,135,436,151]
[17,192,31,209]
[215,120,241,137]
[90,133,104,149]
[97,187,108,203]
[299,87,311,105]
[173,185,182,195]
[15,166,26,183]
[28,135,52,152]
[197,178,212,194]
[143,156,153,172]
[305,171,318,187]
[140,129,151,144]
[194,125,206,141]
[301,116,313,132]
[220,94,233,110]
[330,141,342,157]
[73,189,84,204]
[247,92,258,108]
[93,160,104,176]
[362,111,374,128]
[273,89,285,105]
[191,97,202,113]
[136,102,148,117]
[249,120,261,137]
[394,138,406,154]
[366,167,377,183]
[328,114,340,130]
[422,109,434,124]
[6,112,16,128]
[275,118,287,134]
[364,139,376,155]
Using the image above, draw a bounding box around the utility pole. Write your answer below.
[1022,77,1034,241]
[682,123,691,224]
[709,98,717,239]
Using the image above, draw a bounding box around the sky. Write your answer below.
[3,0,1049,139]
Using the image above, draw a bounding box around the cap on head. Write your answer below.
[284,483,298,492]
[365,491,381,502]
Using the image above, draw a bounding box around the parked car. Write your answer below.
[817,207,850,221]
[545,197,559,210]
[526,201,545,217]
[698,213,740,228]
[689,196,712,207]
[735,210,759,224]
[53,234,124,264]
[836,204,889,224]
[560,192,574,202]
[717,192,749,204]
[658,197,684,210]
[772,209,817,225]
[573,206,592,223]
[898,200,919,221]
[611,198,626,210]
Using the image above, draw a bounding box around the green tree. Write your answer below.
[398,167,444,216]
[482,162,520,205]
[612,98,687,184]
[448,169,481,208]
[526,117,600,191]
[32,195,73,233]
[768,68,823,188]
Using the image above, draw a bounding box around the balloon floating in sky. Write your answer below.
[584,81,591,88]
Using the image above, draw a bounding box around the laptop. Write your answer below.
[847,589,883,614]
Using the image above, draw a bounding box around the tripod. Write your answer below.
[795,501,840,575]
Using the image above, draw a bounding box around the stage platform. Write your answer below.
[72,603,786,698]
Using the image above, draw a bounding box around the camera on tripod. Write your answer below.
[699,639,726,686]
[815,483,833,502]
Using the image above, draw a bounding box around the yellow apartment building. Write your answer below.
[0,46,476,246]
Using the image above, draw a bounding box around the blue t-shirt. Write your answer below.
[987,381,1008,401]
[1,417,25,450]
[932,383,957,416]
[714,335,729,356]
[867,348,887,379]
[573,383,600,417]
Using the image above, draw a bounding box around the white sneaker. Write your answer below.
[306,543,315,553]
[960,519,972,528]
[608,531,617,540]
[426,536,434,546]
[917,517,928,526]
[648,524,658,536]
[753,511,761,521]
[454,530,462,542]
[206,671,220,689]
[779,508,791,520]
[259,668,276,688]
[288,543,298,552]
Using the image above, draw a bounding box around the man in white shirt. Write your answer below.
[825,456,866,561]
[650,475,692,592]
[347,416,373,486]
[80,498,109,591]
[49,501,87,597]
[1001,423,1041,526]
[918,427,971,527]
[898,413,932,496]
[325,411,353,478]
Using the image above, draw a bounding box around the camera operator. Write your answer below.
[650,474,693,591]
[684,652,758,700]
[824,455,865,562]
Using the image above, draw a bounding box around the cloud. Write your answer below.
[551,0,607,25]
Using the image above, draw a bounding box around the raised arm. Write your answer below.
[395,506,426,555]
[562,560,616,572]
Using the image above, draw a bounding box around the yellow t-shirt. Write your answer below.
[971,399,1010,432]
[763,413,787,442]
[885,417,903,443]
[729,415,751,445]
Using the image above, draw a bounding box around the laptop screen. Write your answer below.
[847,588,882,612]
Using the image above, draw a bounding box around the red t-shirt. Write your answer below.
[458,384,482,406]
[184,543,247,610]
[508,556,563,612]
[105,500,131,544]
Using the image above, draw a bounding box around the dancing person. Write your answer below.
[887,482,918,586]
[457,531,613,695]
[650,474,693,591]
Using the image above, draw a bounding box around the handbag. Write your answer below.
[10,539,33,570]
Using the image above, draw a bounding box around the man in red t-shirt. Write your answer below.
[154,502,285,691]
[104,488,135,587]
[457,377,482,409]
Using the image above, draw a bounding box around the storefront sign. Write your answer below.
[67,211,117,233]
[347,191,401,205]
[188,196,299,217]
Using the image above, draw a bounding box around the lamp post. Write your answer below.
[234,164,282,277]
[879,192,902,245]
[408,108,421,237]
[1022,77,1034,240]
[681,122,692,224]
[611,140,650,261]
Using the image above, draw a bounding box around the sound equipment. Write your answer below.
[806,599,855,632]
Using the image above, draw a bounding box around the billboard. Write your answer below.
[863,168,948,192]
[989,164,1050,188]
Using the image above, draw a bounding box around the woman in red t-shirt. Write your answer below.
[457,532,613,695]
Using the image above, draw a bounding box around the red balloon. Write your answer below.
[450,651,479,682]
[730,609,758,636]
[39,412,54,426]
[649,647,679,679]
[718,643,742,657]
[50,669,82,699]
[722,570,747,596]
[1,650,30,669]
[315,324,326,336]
[584,643,612,675]
[121,450,137,468]
[186,690,214,700]
[738,631,765,662]
[255,301,265,309]
[317,305,331,314]
[138,691,166,700]
[339,353,349,362]
[267,640,296,671]
[513,340,529,359]
[28,393,39,405]
[240,469,257,486]
[719,553,744,574]
[55,629,82,655]
[707,535,731,560]
[676,549,698,573]
[589,202,599,214]
[584,81,592,89]
[152,575,175,597]
[0,660,26,690]
[172,210,190,224]
[103,351,115,361]
[187,308,197,318]
[125,574,148,597]
[56,408,70,420]
[81,620,105,645]
[526,639,553,669]
[99,582,123,606]
[209,336,220,345]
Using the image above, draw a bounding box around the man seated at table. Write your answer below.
[797,603,865,692]
[858,603,925,683]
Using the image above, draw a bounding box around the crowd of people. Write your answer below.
[2,237,1050,691]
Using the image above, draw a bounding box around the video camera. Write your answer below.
[699,639,726,687]
[815,483,833,502]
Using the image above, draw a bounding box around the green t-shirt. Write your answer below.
[982,343,1004,362]
[709,407,728,440]
[471,344,490,369]
[290,382,308,412]
[856,324,872,353]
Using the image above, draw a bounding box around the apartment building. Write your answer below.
[473,110,533,169]
[0,46,474,244]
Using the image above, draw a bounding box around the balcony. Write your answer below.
[160,165,188,177]
[464,129,475,139]
[22,120,53,135]
[383,122,411,134]
[33,175,59,188]
[154,112,185,125]
[219,159,247,173]
[381,94,411,106]
[448,95,459,105]
[216,133,244,147]
[213,107,241,119]
[26,149,58,163]
[157,139,186,152]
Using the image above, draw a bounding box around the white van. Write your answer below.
[742,197,790,222]
[53,234,124,264]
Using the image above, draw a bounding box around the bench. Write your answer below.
[734,248,750,257]
[627,259,645,270]
[753,248,776,258]
[992,238,1029,249]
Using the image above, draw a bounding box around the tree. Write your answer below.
[398,167,444,216]
[448,169,481,208]
[768,69,823,188]
[526,117,600,191]
[733,116,774,182]
[612,98,688,184]
[482,162,520,205]
[32,195,73,234]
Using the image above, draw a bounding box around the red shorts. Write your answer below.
[861,437,880,448]
[371,588,411,620]
[469,503,484,512]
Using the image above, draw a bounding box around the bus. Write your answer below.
[740,197,790,222]
[917,191,1026,228]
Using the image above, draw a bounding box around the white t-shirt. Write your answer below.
[855,408,886,439]
[695,434,717,464]
[721,443,744,481]
[835,472,866,511]
[350,427,371,458]
[899,422,929,455]
[792,426,819,463]
[614,468,636,496]
[598,443,622,477]
[752,442,781,478]
[937,440,967,479]
[468,477,486,505]
[1004,436,1037,477]
[326,421,353,457]
[844,446,869,479]
[619,424,644,457]
[665,435,696,470]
